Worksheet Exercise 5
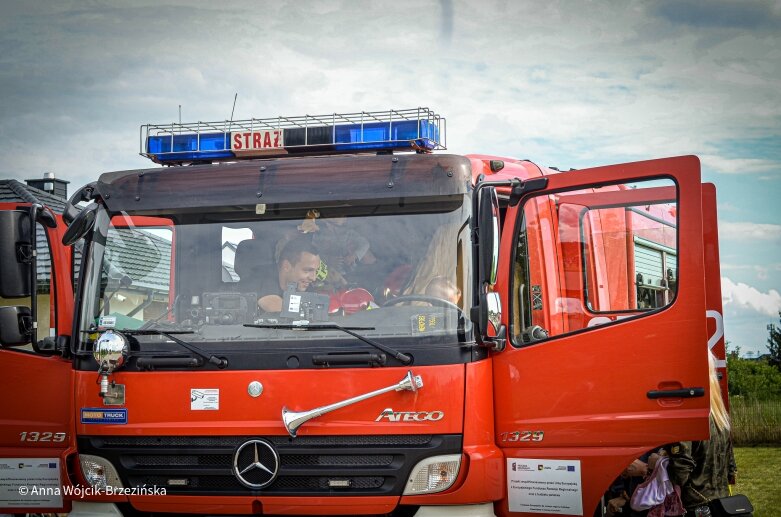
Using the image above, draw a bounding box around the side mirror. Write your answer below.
[477,187,500,286]
[485,292,503,336]
[0,210,32,297]
[62,202,99,246]
[472,291,506,351]
[0,306,32,347]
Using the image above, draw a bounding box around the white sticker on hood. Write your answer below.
[191,388,219,410]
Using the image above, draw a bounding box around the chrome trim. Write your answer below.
[248,381,263,398]
[94,330,128,374]
[282,371,423,437]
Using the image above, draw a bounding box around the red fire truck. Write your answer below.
[0,108,727,516]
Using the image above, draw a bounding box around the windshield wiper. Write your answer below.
[118,328,228,368]
[244,322,412,365]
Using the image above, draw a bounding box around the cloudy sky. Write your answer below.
[1,0,779,356]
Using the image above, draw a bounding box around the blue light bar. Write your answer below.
[140,108,445,164]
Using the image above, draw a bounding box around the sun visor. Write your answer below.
[96,154,472,215]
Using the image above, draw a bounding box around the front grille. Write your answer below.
[79,434,461,496]
[280,454,394,467]
[131,455,229,467]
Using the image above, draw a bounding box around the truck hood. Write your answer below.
[74,365,465,436]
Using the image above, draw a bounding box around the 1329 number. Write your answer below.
[500,430,544,442]
[19,431,67,442]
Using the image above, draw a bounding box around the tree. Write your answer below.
[768,311,781,371]
[727,343,781,400]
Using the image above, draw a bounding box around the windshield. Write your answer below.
[78,197,473,351]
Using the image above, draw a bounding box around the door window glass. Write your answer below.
[0,225,54,350]
[512,178,677,345]
[97,227,173,328]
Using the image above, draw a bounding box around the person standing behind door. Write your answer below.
[664,351,737,515]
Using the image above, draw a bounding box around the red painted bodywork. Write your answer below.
[0,154,718,515]
[0,203,75,514]
[486,156,710,516]
[74,365,466,436]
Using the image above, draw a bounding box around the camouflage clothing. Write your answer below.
[664,418,737,510]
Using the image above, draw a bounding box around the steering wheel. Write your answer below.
[382,295,463,313]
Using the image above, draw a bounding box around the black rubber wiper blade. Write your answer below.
[244,323,411,365]
[80,328,194,335]
[117,327,228,369]
[247,324,374,331]
[118,329,194,335]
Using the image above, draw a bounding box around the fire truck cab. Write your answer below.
[0,108,724,516]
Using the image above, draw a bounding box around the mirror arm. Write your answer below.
[27,204,40,350]
[63,182,98,226]
[509,177,548,206]
[488,325,507,352]
[36,207,57,228]
[470,180,484,309]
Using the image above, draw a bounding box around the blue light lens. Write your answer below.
[147,132,229,154]
[145,113,441,163]
[330,120,438,151]
[147,133,234,162]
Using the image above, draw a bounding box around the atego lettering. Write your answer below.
[375,408,444,422]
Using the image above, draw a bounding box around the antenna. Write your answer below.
[230,93,238,122]
[228,93,238,134]
[178,104,181,125]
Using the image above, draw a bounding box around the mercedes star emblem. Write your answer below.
[233,439,280,489]
[248,381,263,398]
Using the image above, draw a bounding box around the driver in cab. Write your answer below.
[257,237,320,313]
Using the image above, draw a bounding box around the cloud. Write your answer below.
[720,263,774,281]
[722,263,781,271]
[719,222,781,241]
[649,0,781,31]
[439,0,454,45]
[721,306,776,357]
[721,277,781,317]
[717,202,740,213]
[700,155,779,175]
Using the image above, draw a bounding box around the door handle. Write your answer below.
[647,387,704,399]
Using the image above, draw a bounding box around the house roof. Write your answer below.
[0,179,68,213]
[107,228,171,292]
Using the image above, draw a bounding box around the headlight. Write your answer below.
[93,330,129,373]
[403,454,461,495]
[79,454,124,489]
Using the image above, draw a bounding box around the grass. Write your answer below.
[731,398,781,445]
[733,446,781,517]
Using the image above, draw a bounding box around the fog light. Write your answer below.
[403,454,461,495]
[79,454,124,489]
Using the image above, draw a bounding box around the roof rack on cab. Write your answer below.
[140,107,446,165]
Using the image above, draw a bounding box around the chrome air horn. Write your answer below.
[282,370,423,437]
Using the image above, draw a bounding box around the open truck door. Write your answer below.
[0,205,74,514]
[492,156,711,516]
